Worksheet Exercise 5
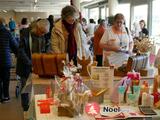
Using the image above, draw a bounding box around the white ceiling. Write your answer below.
[0,0,101,15]
[0,0,71,14]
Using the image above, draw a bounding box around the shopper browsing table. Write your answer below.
[100,13,133,67]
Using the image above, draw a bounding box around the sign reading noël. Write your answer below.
[103,106,120,112]
[100,105,121,116]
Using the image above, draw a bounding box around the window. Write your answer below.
[82,8,89,21]
[89,7,99,23]
[133,4,148,25]
[117,3,130,28]
[152,0,160,36]
[100,7,105,19]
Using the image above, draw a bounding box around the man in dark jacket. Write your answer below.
[16,19,50,112]
[0,17,18,103]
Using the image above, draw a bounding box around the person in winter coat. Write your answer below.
[51,5,83,65]
[0,17,18,103]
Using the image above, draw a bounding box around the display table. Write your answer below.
[32,74,155,86]
[27,74,159,120]
[34,94,160,120]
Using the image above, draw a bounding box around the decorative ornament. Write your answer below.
[134,38,153,54]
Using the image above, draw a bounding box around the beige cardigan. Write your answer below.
[51,20,83,59]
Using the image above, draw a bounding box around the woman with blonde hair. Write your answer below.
[100,13,133,67]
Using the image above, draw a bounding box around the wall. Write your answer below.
[0,11,48,25]
[0,10,15,24]
[15,12,48,24]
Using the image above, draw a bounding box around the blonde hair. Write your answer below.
[61,5,77,20]
[31,19,50,34]
[114,13,125,22]
[37,19,50,33]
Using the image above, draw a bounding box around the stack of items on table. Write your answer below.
[37,60,103,117]
[111,72,160,108]
[115,37,154,77]
[36,60,110,118]
[54,61,109,117]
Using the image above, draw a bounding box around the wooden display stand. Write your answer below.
[32,54,44,75]
[42,54,57,77]
[77,56,91,76]
[32,53,66,77]
[56,54,66,76]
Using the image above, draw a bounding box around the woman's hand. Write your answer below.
[100,41,121,52]
[111,46,121,52]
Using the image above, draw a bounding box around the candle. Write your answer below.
[150,95,154,107]
[149,85,153,94]
[142,92,147,106]
[118,86,125,105]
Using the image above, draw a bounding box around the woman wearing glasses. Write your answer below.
[51,5,83,65]
[100,13,133,67]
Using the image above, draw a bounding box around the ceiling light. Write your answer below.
[2,10,7,13]
[35,0,38,3]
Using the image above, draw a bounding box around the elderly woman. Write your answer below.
[51,5,82,65]
[100,13,133,67]
[16,19,49,112]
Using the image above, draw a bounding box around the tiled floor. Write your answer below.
[0,81,24,120]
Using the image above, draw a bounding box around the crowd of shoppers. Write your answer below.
[0,5,152,119]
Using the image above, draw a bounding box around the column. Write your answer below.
[71,0,80,12]
[147,0,152,36]
[108,0,118,16]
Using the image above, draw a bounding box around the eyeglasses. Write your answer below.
[115,21,124,24]
[37,28,47,36]
[65,16,76,24]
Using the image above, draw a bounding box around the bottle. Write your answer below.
[150,95,154,107]
[142,92,147,106]
[149,85,153,94]
[118,86,125,105]
[126,86,132,104]
[133,86,140,106]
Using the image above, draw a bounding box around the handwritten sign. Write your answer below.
[91,66,114,99]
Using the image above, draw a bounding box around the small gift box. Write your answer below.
[37,98,54,114]
[127,72,140,93]
[58,101,77,117]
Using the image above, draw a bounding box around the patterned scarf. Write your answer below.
[62,20,77,61]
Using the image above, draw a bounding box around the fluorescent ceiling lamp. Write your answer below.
[2,10,7,13]
[35,0,38,3]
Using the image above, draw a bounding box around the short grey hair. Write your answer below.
[37,19,50,33]
[31,19,50,34]
[61,5,78,20]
